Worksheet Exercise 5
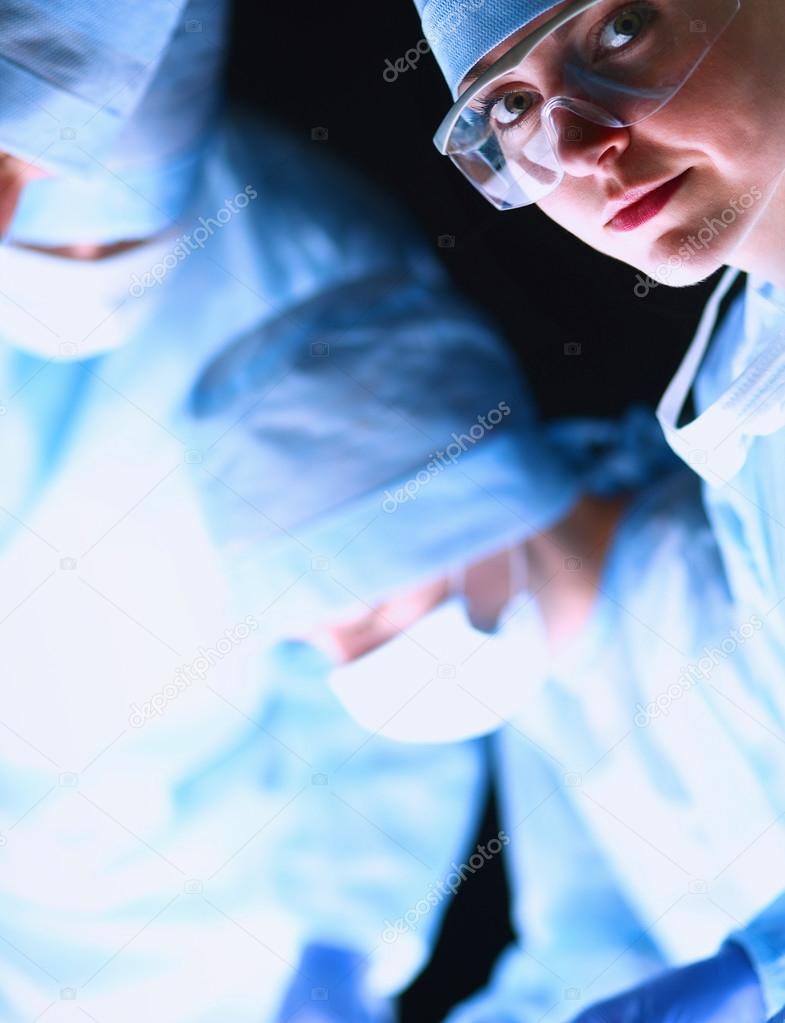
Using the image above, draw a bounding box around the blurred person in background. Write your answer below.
[0,1,599,1021]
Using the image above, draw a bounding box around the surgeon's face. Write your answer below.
[0,153,46,235]
[461,0,785,286]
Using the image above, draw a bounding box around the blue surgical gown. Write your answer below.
[444,280,785,1023]
[0,108,580,1023]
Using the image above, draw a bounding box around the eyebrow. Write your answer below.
[463,56,498,88]
[461,4,598,90]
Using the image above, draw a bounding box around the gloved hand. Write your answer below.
[274,941,396,1023]
[570,941,766,1023]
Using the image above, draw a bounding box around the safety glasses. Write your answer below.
[433,0,741,209]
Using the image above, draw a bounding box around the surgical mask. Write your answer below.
[430,0,740,210]
[657,267,785,486]
[0,230,180,360]
[327,550,548,743]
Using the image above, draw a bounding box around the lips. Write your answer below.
[605,170,690,232]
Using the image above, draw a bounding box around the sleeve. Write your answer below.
[0,0,188,173]
[731,897,785,1020]
[443,732,667,1023]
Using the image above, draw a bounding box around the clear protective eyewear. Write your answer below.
[433,0,741,210]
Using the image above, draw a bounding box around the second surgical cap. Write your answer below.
[0,0,228,245]
[412,0,564,96]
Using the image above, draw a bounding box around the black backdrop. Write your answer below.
[225,3,717,1018]
[226,0,720,421]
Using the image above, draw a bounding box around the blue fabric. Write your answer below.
[0,108,579,1021]
[1,0,227,244]
[546,405,683,498]
[413,0,563,96]
[445,468,785,1023]
[688,275,785,1020]
[447,280,785,1023]
[274,942,393,1023]
[173,115,581,631]
[568,943,765,1023]
[256,643,486,1001]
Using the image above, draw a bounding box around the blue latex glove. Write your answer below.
[570,942,766,1023]
[275,942,395,1023]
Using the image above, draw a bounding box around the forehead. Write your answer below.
[458,0,606,92]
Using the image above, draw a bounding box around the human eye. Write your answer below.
[591,2,658,59]
[479,87,540,133]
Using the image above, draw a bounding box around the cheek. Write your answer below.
[666,19,785,189]
[537,186,605,251]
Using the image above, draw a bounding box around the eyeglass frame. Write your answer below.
[432,0,741,158]
[433,0,609,154]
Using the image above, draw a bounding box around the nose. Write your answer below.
[544,102,631,178]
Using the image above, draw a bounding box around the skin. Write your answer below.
[315,495,627,664]
[460,0,785,289]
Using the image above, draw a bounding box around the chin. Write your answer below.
[636,227,736,288]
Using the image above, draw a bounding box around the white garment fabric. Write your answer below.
[328,591,549,744]
[444,469,785,1023]
[0,230,181,359]
[657,268,785,487]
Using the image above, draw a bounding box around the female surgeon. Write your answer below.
[399,1,785,1021]
[0,1,591,1021]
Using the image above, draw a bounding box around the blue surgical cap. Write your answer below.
[413,0,563,96]
[1,0,228,245]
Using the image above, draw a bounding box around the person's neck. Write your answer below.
[730,169,785,291]
[15,238,148,261]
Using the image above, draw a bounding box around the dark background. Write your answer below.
[226,4,718,1019]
